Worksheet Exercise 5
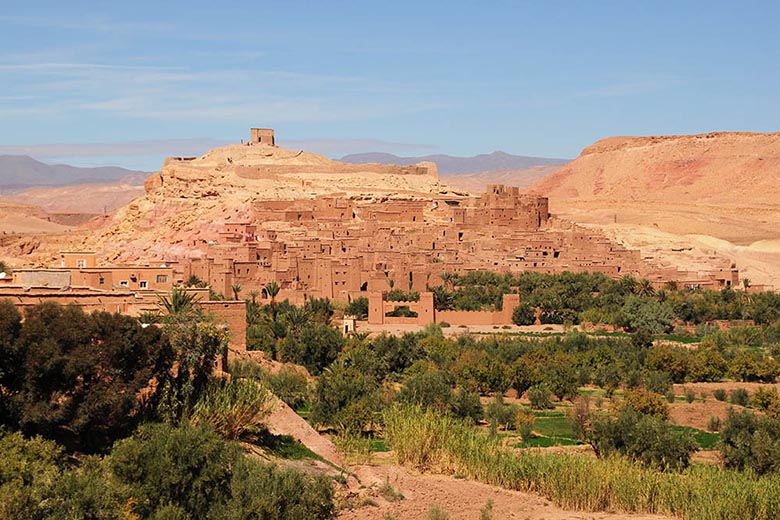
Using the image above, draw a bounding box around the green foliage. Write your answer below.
[191,378,271,439]
[485,394,519,431]
[209,455,334,520]
[619,295,674,334]
[730,388,751,407]
[311,362,381,433]
[344,297,369,319]
[708,416,721,432]
[587,407,698,471]
[385,404,780,520]
[511,302,535,326]
[720,409,780,475]
[2,303,172,452]
[527,384,555,410]
[685,388,696,403]
[396,369,453,414]
[266,367,310,409]
[386,289,420,302]
[278,322,344,375]
[623,388,670,420]
[110,422,334,519]
[714,388,727,401]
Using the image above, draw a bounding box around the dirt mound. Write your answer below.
[530,132,780,205]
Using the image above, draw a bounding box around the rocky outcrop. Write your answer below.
[529,132,780,205]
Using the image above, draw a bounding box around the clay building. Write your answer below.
[250,128,275,145]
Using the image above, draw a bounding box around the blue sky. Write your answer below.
[1,1,778,170]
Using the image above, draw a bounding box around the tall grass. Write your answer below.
[383,404,780,520]
[191,379,271,439]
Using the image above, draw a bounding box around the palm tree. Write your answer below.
[742,278,752,305]
[620,275,639,295]
[663,280,679,292]
[231,283,242,301]
[264,281,281,321]
[638,279,655,297]
[157,287,199,321]
[248,290,259,304]
[440,271,453,290]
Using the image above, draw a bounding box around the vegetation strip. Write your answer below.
[384,405,780,520]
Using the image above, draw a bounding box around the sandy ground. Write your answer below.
[337,454,672,520]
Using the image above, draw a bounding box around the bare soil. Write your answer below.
[337,453,672,520]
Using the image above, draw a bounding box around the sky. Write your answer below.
[1,0,779,170]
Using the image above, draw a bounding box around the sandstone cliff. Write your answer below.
[529,132,780,205]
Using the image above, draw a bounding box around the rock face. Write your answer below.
[81,142,453,263]
[529,132,780,205]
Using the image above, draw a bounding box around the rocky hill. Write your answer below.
[526,132,780,289]
[79,141,456,263]
[528,132,780,205]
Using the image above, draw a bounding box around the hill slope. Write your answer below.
[0,155,146,190]
[528,132,780,205]
[341,151,567,174]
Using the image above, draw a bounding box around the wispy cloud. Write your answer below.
[0,139,228,159]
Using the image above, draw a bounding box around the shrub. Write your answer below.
[527,384,554,410]
[511,303,535,326]
[707,415,721,432]
[344,297,369,320]
[720,408,780,475]
[450,388,483,423]
[713,388,727,401]
[397,370,453,414]
[191,378,271,440]
[427,505,450,520]
[587,407,698,471]
[665,389,676,403]
[516,410,535,441]
[730,388,750,407]
[485,395,518,431]
[751,387,779,411]
[623,388,670,420]
[266,368,310,409]
[685,388,696,404]
[110,422,334,519]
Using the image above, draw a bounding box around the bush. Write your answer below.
[751,387,779,411]
[191,378,271,439]
[266,368,310,409]
[587,407,698,471]
[450,388,483,423]
[720,409,780,475]
[516,410,535,441]
[707,415,721,432]
[344,297,369,320]
[110,422,334,519]
[713,388,727,401]
[485,395,518,431]
[623,388,670,420]
[527,384,554,410]
[730,388,750,407]
[685,388,696,404]
[511,303,536,326]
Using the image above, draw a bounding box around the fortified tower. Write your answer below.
[250,127,275,145]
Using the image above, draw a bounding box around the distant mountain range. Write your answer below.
[0,155,147,192]
[340,151,568,175]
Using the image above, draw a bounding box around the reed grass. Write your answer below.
[383,404,780,520]
[191,379,271,439]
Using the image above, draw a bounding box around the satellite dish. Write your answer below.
[0,272,6,279]
[160,264,167,268]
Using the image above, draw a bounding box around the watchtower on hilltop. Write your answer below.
[250,128,275,145]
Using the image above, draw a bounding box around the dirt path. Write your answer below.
[338,454,672,520]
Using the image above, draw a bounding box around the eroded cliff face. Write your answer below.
[530,132,780,204]
[79,142,454,263]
